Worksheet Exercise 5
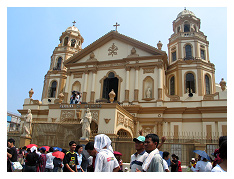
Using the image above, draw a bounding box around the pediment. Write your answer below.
[64,31,167,66]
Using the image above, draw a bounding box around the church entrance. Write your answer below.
[102,72,118,101]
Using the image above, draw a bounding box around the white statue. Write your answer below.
[80,108,92,140]
[23,109,32,137]
[146,87,151,98]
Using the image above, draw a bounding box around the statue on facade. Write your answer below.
[22,109,33,137]
[146,87,151,98]
[80,108,92,140]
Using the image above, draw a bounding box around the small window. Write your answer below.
[201,49,205,60]
[49,81,57,98]
[172,51,177,62]
[170,76,175,95]
[177,26,180,33]
[205,75,210,94]
[56,57,62,70]
[64,37,69,46]
[71,39,76,47]
[186,73,195,93]
[184,24,190,32]
[185,45,192,59]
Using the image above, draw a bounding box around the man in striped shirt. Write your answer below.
[130,136,148,172]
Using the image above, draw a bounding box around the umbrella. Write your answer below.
[113,151,122,156]
[53,147,62,151]
[26,144,37,149]
[41,146,50,151]
[193,150,211,161]
[52,151,65,160]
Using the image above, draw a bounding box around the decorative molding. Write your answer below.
[143,67,155,74]
[127,47,139,58]
[90,110,99,124]
[117,112,124,125]
[73,73,83,78]
[142,125,154,136]
[87,52,98,61]
[104,118,111,124]
[108,43,118,57]
[60,110,75,122]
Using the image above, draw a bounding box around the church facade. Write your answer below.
[18,9,227,148]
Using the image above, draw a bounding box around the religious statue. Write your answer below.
[22,109,33,137]
[146,87,151,98]
[80,108,92,140]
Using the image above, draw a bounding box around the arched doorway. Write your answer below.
[102,72,119,101]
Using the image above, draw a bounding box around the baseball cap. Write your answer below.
[133,136,145,143]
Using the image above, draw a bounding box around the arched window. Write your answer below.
[205,75,211,94]
[184,23,190,32]
[185,45,192,59]
[56,57,62,70]
[71,39,76,47]
[64,37,69,46]
[186,73,195,93]
[177,26,180,33]
[49,81,57,98]
[170,76,175,95]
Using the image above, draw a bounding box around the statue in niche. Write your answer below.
[22,109,33,137]
[146,87,152,98]
[80,108,92,140]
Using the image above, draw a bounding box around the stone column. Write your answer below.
[134,66,140,101]
[158,65,163,100]
[90,71,97,103]
[82,70,88,102]
[124,67,130,102]
[64,72,71,103]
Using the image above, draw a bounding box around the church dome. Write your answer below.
[66,25,80,33]
[177,9,196,18]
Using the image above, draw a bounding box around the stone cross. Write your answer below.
[113,22,120,32]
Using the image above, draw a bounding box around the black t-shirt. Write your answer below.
[8,147,18,162]
[63,151,78,172]
[171,159,178,172]
[7,147,18,172]
[25,152,39,166]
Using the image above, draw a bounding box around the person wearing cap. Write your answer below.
[130,136,149,172]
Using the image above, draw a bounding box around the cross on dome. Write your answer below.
[72,20,76,26]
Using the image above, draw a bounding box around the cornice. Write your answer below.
[64,31,167,66]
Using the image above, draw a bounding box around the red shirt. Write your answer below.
[178,160,182,172]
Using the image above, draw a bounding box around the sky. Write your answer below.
[5,6,228,116]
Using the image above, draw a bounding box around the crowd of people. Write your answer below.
[70,91,82,104]
[7,134,227,172]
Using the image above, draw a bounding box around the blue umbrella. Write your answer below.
[193,150,211,161]
[53,147,62,151]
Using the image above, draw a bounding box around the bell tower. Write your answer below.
[41,21,84,104]
[166,9,215,100]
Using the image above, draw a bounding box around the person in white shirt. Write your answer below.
[212,140,227,172]
[162,151,170,172]
[45,147,55,172]
[189,156,212,172]
[75,144,84,172]
[94,134,120,172]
